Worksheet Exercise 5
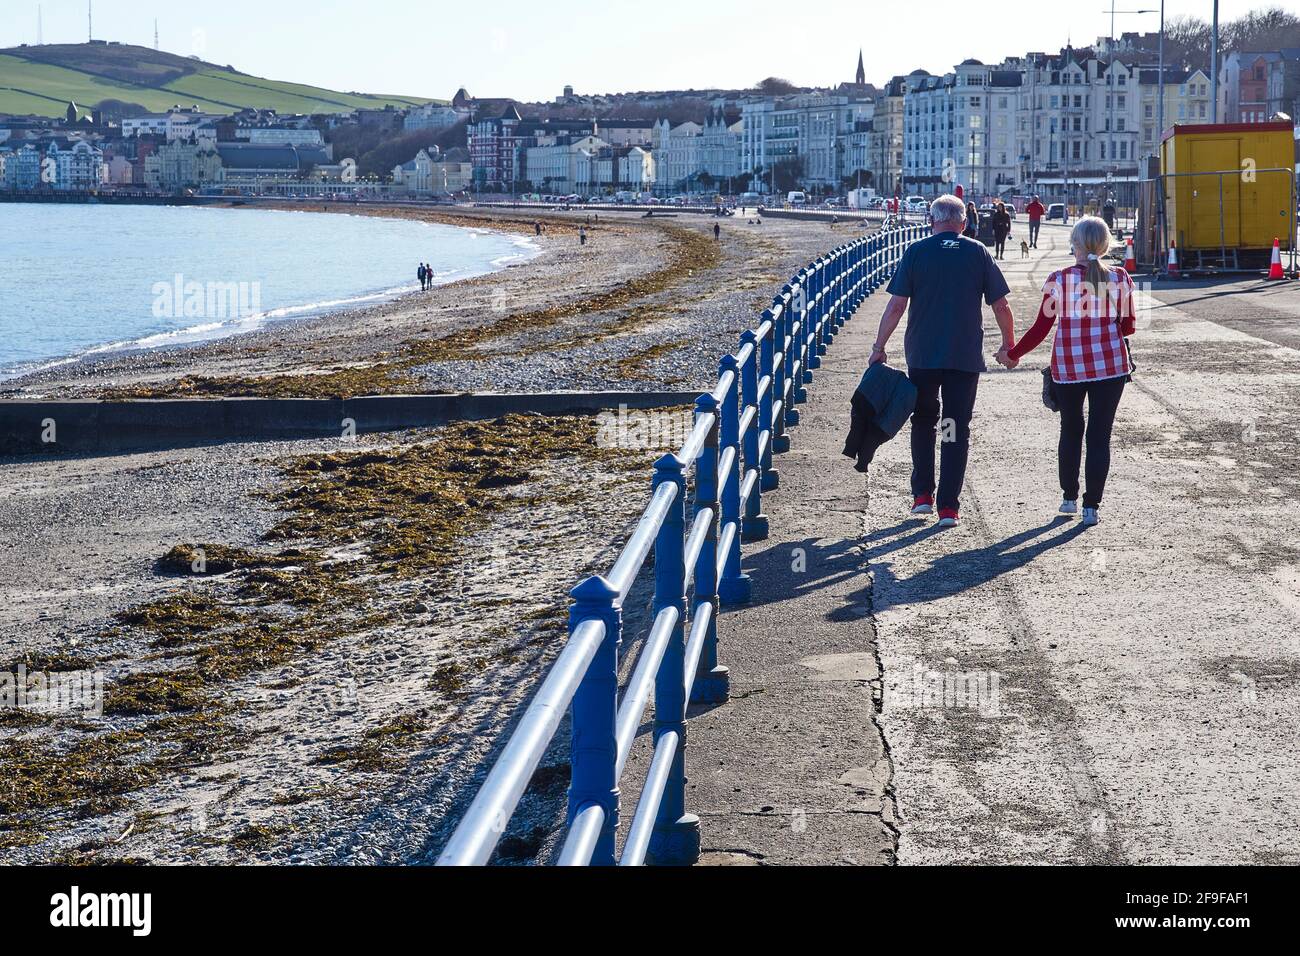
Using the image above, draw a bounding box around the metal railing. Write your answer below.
[437,221,929,867]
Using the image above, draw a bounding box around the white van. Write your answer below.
[787,191,808,206]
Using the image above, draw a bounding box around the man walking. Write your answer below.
[1026,194,1045,249]
[869,194,1015,528]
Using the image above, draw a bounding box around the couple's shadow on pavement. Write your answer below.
[736,515,1088,617]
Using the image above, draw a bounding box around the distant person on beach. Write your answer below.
[534,221,542,237]
[868,193,1014,529]
[714,223,721,240]
[417,263,427,291]
[579,226,587,246]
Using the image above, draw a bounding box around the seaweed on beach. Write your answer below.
[602,337,693,383]
[403,223,723,365]
[311,713,436,773]
[0,413,646,851]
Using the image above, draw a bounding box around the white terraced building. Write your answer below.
[902,60,1021,200]
[740,92,874,193]
[1008,49,1140,201]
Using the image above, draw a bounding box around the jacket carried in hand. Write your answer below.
[841,362,918,473]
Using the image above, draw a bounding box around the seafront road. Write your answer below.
[684,222,1300,865]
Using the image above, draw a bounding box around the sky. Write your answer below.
[2,0,1289,103]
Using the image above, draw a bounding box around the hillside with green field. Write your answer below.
[0,43,438,118]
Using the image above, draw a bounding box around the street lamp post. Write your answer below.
[1211,0,1220,123]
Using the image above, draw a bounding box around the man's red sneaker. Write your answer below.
[911,495,934,515]
[938,508,959,528]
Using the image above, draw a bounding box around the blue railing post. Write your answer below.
[811,260,821,369]
[831,247,845,330]
[781,284,802,422]
[814,259,829,357]
[824,252,839,341]
[758,316,779,492]
[567,575,622,865]
[820,256,835,351]
[717,354,751,604]
[795,270,813,387]
[647,454,699,866]
[853,239,863,307]
[769,299,791,454]
[691,394,729,702]
[739,330,768,542]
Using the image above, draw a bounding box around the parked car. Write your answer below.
[1047,202,1067,221]
[904,196,929,213]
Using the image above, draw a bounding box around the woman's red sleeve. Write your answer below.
[1119,274,1137,336]
[1007,291,1056,360]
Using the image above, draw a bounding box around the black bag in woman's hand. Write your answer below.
[1041,367,1060,412]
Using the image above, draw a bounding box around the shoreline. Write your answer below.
[2,201,653,400]
[0,203,543,390]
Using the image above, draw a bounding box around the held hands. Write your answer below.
[994,346,1019,369]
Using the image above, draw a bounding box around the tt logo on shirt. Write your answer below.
[941,239,961,249]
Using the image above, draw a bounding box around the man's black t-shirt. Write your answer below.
[885,232,1010,373]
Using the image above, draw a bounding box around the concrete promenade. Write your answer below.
[688,222,1300,865]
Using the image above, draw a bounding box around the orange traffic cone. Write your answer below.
[1167,240,1179,277]
[1268,237,1285,280]
[1123,238,1137,272]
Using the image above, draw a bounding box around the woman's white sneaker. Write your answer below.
[1059,500,1078,515]
[1081,507,1100,526]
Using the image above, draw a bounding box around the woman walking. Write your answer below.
[991,201,1012,259]
[998,216,1136,526]
[964,201,979,240]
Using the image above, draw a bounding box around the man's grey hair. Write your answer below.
[930,194,967,225]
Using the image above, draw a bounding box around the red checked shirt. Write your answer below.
[1008,264,1136,383]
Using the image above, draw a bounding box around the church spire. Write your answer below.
[856,50,866,86]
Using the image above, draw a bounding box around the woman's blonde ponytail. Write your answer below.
[1071,216,1115,312]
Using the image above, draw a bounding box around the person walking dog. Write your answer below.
[999,216,1136,526]
[991,201,1012,260]
[870,194,1015,528]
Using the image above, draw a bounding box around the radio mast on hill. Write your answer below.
[37,4,43,45]
[155,19,160,50]
[87,1,92,42]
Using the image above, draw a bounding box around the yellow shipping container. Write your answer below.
[1160,121,1296,253]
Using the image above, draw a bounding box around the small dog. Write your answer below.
[1019,239,1030,258]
